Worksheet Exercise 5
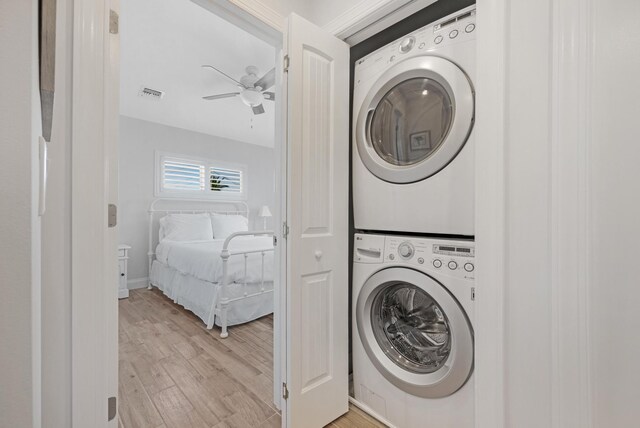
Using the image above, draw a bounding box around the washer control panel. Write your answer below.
[354,234,476,280]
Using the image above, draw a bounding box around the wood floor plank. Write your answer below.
[151,386,209,428]
[118,359,164,428]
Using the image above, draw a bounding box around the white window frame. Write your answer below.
[155,151,247,200]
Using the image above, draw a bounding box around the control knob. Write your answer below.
[398,242,414,259]
[399,36,416,53]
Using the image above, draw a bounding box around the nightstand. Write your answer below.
[118,244,131,299]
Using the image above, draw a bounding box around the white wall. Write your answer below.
[588,0,640,425]
[118,116,276,283]
[0,0,42,426]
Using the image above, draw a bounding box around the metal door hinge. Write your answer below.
[282,222,290,239]
[282,382,289,400]
[471,287,476,301]
[108,396,117,421]
[283,55,290,73]
[108,204,117,228]
[109,10,119,34]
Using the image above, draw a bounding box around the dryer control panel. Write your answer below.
[354,6,476,86]
[354,233,475,280]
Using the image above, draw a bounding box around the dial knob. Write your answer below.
[448,261,458,270]
[398,242,414,259]
[399,36,416,53]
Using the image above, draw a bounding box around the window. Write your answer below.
[157,153,246,199]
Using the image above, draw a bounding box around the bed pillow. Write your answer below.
[159,213,213,241]
[211,214,249,239]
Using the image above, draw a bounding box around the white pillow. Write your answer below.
[159,213,213,241]
[211,214,249,239]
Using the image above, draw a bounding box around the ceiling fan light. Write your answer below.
[240,89,264,107]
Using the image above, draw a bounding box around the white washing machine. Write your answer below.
[352,233,475,428]
[353,6,476,236]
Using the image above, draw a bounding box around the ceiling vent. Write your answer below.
[138,86,165,100]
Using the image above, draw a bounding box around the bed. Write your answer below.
[146,198,275,338]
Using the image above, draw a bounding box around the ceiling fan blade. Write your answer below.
[202,92,240,100]
[201,65,244,87]
[262,91,275,101]
[254,67,275,90]
[252,104,265,115]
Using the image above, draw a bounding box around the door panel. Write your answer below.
[286,13,350,428]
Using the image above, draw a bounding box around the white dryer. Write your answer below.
[353,6,476,236]
[352,233,475,428]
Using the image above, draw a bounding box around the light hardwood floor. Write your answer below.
[119,289,384,428]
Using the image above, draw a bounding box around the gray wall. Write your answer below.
[118,116,276,283]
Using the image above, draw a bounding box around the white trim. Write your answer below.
[323,0,437,45]
[126,277,149,290]
[71,0,112,425]
[474,0,507,426]
[549,0,593,426]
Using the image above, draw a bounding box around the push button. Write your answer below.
[464,263,475,272]
[418,257,425,264]
[448,261,458,270]
[465,23,475,33]
[433,259,442,268]
[434,35,443,44]
[449,30,459,39]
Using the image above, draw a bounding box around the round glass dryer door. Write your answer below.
[356,56,474,184]
[356,267,474,398]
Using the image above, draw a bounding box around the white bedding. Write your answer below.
[156,237,274,284]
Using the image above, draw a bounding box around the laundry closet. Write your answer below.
[348,1,476,427]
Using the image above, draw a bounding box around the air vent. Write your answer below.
[138,86,165,100]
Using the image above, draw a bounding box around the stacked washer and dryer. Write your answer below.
[352,6,477,428]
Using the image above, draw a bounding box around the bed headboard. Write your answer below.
[147,198,249,278]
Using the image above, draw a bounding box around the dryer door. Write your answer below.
[356,267,474,398]
[356,56,474,183]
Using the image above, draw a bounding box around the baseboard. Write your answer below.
[348,396,396,428]
[118,289,129,299]
[127,277,149,290]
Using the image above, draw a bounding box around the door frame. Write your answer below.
[70,0,287,425]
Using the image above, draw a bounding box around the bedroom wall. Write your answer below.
[118,115,276,285]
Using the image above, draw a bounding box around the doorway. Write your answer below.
[114,0,284,426]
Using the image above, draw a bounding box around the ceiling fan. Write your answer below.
[201,64,275,115]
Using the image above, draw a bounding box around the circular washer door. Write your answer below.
[356,267,474,398]
[356,56,474,184]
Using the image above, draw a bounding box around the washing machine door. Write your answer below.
[356,267,474,398]
[356,56,474,183]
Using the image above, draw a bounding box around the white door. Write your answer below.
[285,13,350,428]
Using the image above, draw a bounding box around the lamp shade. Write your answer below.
[258,205,272,217]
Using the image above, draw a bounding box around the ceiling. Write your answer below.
[120,0,276,147]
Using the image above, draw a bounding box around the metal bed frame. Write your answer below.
[147,198,274,338]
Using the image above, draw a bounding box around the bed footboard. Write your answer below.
[205,230,275,338]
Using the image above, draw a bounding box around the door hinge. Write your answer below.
[283,54,290,73]
[282,222,290,239]
[109,10,119,34]
[108,204,117,228]
[471,287,476,301]
[282,382,289,400]
[273,235,278,247]
[108,396,117,421]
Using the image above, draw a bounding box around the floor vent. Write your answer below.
[138,86,165,100]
